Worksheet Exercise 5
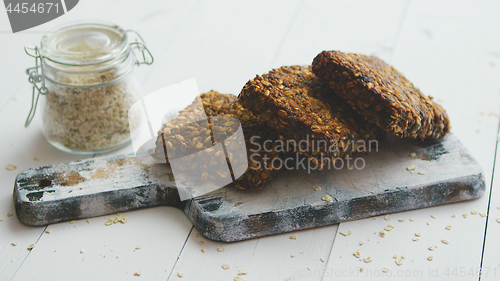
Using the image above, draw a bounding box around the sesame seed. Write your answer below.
[410,218,415,222]
[412,238,419,242]
[398,219,405,222]
[359,242,364,246]
[222,264,230,270]
[463,214,468,218]
[428,246,434,251]
[322,195,333,203]
[80,250,85,254]
[217,247,225,252]
[312,186,321,191]
[353,250,361,258]
[363,257,373,263]
[441,239,449,244]
[401,255,406,259]
[45,229,52,234]
[135,246,142,250]
[201,249,206,253]
[471,210,478,215]
[234,277,244,281]
[105,219,113,226]
[418,171,426,175]
[427,256,433,261]
[134,271,141,276]
[393,255,398,259]
[415,232,421,237]
[5,164,17,171]
[480,213,487,217]
[406,165,416,171]
[11,242,17,246]
[359,268,364,272]
[238,269,248,275]
[384,225,394,231]
[382,268,389,273]
[289,235,298,240]
[395,259,404,266]
[291,254,296,258]
[199,241,204,245]
[320,258,325,262]
[340,231,352,236]
[27,244,35,251]
[384,215,391,221]
[177,271,184,278]
[430,214,436,219]
[445,225,452,230]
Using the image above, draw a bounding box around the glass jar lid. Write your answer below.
[40,21,129,66]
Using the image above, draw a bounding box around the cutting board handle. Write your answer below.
[13,154,183,226]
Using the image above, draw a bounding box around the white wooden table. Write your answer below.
[1,1,500,280]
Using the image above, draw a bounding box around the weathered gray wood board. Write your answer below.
[14,133,484,242]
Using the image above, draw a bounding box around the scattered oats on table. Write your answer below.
[340,231,352,236]
[427,256,433,261]
[445,225,452,230]
[289,235,298,240]
[359,242,364,246]
[5,164,17,171]
[320,258,325,262]
[398,219,405,222]
[199,241,204,245]
[291,254,296,258]
[496,218,500,223]
[418,171,425,175]
[406,165,416,172]
[415,232,421,237]
[70,221,75,224]
[80,250,85,254]
[363,257,373,263]
[134,271,141,277]
[382,268,389,273]
[410,218,415,222]
[238,269,248,275]
[312,186,321,191]
[452,214,456,218]
[222,264,230,270]
[195,233,199,238]
[177,271,184,278]
[471,210,478,215]
[217,247,225,252]
[430,214,436,219]
[27,244,35,251]
[409,152,416,157]
[105,219,113,226]
[135,246,142,250]
[11,242,18,246]
[7,212,13,217]
[322,195,333,203]
[395,258,404,266]
[379,231,386,238]
[412,238,419,242]
[201,249,206,253]
[441,239,449,244]
[353,250,361,258]
[463,214,468,218]
[234,276,244,281]
[480,212,487,217]
[384,215,391,221]
[384,225,394,231]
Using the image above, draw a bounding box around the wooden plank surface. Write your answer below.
[1,0,500,280]
[324,1,500,280]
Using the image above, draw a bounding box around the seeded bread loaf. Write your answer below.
[154,91,283,190]
[238,65,384,167]
[312,51,450,139]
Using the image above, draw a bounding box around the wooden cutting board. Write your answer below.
[13,133,484,242]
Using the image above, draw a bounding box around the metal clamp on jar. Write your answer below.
[25,21,153,154]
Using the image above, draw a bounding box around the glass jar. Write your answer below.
[25,21,153,154]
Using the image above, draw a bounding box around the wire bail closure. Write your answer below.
[126,30,154,66]
[24,46,47,127]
